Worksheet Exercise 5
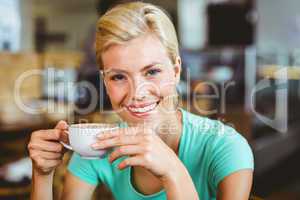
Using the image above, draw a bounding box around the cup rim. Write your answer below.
[70,123,118,129]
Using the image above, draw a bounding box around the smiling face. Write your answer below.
[101,34,181,126]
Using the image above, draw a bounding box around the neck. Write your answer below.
[157,109,182,153]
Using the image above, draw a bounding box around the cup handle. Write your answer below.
[60,141,73,150]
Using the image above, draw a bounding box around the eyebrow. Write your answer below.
[102,62,162,75]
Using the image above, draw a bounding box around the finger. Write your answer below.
[46,159,63,168]
[38,129,69,142]
[96,129,120,140]
[31,150,63,160]
[109,145,144,163]
[60,130,70,145]
[29,140,63,153]
[37,159,63,169]
[97,127,138,140]
[92,134,140,150]
[118,155,144,170]
[36,129,62,141]
[55,120,69,130]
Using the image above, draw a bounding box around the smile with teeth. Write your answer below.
[127,102,158,113]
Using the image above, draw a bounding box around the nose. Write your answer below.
[130,76,151,102]
[133,93,146,101]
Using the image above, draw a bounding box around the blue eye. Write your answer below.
[146,68,161,76]
[110,74,126,81]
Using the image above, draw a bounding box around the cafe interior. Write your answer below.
[0,0,300,199]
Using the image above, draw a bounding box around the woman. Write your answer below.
[28,2,254,200]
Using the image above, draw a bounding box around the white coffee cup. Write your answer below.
[61,123,118,159]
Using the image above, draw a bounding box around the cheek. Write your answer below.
[106,85,128,105]
[157,76,177,96]
[155,75,178,110]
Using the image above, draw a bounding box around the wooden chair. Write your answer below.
[42,51,83,69]
[0,52,42,126]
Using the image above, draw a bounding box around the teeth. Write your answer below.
[128,103,157,113]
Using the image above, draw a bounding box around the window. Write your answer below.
[0,0,21,51]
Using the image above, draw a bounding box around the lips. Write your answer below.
[126,101,159,115]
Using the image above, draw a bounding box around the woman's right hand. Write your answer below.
[28,120,69,176]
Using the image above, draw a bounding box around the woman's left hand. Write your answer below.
[91,126,182,180]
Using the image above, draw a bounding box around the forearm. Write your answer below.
[30,169,54,200]
[162,162,199,200]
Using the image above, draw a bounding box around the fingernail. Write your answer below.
[91,144,98,149]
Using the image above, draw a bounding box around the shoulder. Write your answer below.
[181,108,254,176]
[181,109,254,188]
[181,108,249,146]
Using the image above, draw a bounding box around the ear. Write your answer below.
[174,56,182,84]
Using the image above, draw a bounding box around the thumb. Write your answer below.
[60,130,70,145]
[55,120,69,130]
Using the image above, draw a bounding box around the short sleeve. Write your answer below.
[67,153,100,186]
[209,131,254,189]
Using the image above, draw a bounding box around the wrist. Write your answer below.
[32,168,54,192]
[31,168,54,200]
[161,161,199,200]
[161,159,188,186]
[33,167,55,180]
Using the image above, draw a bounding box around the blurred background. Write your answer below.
[0,0,300,199]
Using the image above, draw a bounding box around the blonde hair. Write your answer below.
[95,2,179,69]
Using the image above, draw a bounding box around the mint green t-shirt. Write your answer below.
[67,108,254,200]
